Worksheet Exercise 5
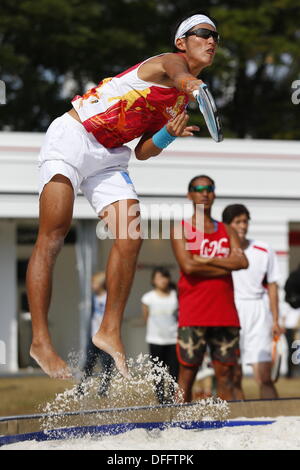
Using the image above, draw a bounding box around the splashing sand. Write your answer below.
[39,353,228,433]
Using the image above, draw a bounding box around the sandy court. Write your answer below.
[1,357,300,451]
[1,417,300,450]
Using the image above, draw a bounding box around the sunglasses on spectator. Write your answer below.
[190,184,215,193]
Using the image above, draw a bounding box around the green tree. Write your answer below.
[211,0,300,138]
[0,0,299,138]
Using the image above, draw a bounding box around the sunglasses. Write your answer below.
[185,28,220,43]
[190,184,215,193]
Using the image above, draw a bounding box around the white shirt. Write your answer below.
[142,290,178,345]
[232,239,280,300]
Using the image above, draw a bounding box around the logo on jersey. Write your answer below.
[165,95,186,119]
[200,237,229,258]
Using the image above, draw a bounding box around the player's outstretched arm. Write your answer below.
[161,53,202,95]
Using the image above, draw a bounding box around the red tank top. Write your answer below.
[178,220,240,327]
[71,55,189,148]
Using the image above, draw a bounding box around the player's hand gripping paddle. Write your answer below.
[193,83,223,143]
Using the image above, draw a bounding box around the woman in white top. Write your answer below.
[141,266,178,404]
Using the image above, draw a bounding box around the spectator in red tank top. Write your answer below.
[171,175,248,402]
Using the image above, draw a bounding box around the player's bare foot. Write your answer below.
[92,331,130,379]
[30,342,72,379]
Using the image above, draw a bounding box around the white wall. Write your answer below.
[127,137,300,199]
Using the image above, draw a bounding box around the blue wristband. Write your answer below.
[152,126,177,149]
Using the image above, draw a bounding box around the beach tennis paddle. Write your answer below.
[271,335,282,383]
[193,83,223,142]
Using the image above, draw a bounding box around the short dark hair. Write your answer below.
[222,204,251,224]
[151,266,171,282]
[151,266,177,291]
[188,174,215,192]
[171,10,217,52]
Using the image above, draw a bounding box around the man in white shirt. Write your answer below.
[222,204,281,399]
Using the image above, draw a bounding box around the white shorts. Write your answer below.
[235,298,273,365]
[38,113,139,215]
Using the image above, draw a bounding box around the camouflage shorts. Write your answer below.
[177,326,240,367]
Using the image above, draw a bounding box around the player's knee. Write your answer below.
[37,229,66,258]
[115,236,143,256]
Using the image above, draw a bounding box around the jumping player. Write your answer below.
[26,13,220,379]
[222,204,281,398]
[171,175,248,402]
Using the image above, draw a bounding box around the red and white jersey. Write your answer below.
[71,54,189,148]
[232,239,280,300]
[178,220,240,327]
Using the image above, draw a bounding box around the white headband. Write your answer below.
[174,14,216,45]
